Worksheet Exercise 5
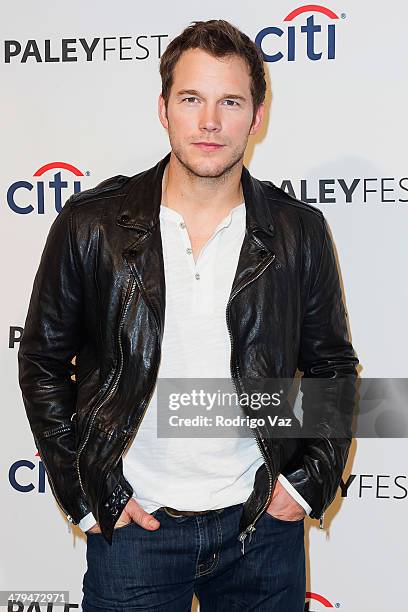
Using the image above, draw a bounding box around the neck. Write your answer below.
[161,152,244,222]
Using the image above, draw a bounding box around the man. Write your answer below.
[18,19,359,611]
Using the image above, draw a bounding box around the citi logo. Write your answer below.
[305,591,336,609]
[256,4,343,62]
[9,451,48,493]
[7,162,88,214]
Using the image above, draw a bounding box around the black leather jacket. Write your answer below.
[18,151,359,546]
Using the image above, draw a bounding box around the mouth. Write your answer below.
[192,142,225,151]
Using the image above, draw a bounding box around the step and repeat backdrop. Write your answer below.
[1,1,407,610]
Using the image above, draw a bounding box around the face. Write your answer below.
[158,48,264,178]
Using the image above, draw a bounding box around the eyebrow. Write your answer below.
[176,89,247,102]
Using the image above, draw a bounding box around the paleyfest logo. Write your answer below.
[7,162,89,214]
[256,4,344,62]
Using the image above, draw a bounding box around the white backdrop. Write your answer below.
[1,1,407,610]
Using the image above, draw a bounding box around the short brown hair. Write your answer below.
[159,19,266,124]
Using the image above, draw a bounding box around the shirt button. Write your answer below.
[179,221,186,229]
[195,273,200,280]
[186,248,192,255]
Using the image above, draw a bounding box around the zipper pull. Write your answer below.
[247,524,256,545]
[238,530,248,555]
[238,524,256,555]
[319,513,325,529]
[67,514,73,533]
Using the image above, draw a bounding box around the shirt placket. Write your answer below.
[178,212,238,314]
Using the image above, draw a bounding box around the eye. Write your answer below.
[223,99,239,106]
[182,96,200,103]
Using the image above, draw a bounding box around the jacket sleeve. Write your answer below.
[17,199,92,525]
[280,214,359,522]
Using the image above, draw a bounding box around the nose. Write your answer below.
[199,103,221,133]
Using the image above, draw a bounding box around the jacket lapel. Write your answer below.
[228,163,276,298]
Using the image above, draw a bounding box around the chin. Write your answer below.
[171,143,241,179]
[185,156,233,179]
[191,166,226,178]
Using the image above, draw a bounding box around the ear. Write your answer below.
[158,94,169,130]
[249,102,265,135]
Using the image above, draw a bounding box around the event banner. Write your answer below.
[1,1,406,610]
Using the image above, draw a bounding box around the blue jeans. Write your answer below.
[82,502,305,611]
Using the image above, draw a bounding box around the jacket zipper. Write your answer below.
[226,248,277,555]
[95,259,163,514]
[34,437,75,531]
[102,346,162,506]
[75,275,137,498]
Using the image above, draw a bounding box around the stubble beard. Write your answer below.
[168,129,249,183]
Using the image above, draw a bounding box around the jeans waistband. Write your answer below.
[161,506,225,518]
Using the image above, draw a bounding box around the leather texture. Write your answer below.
[18,151,359,545]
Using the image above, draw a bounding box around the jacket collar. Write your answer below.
[116,152,277,338]
[116,151,275,240]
